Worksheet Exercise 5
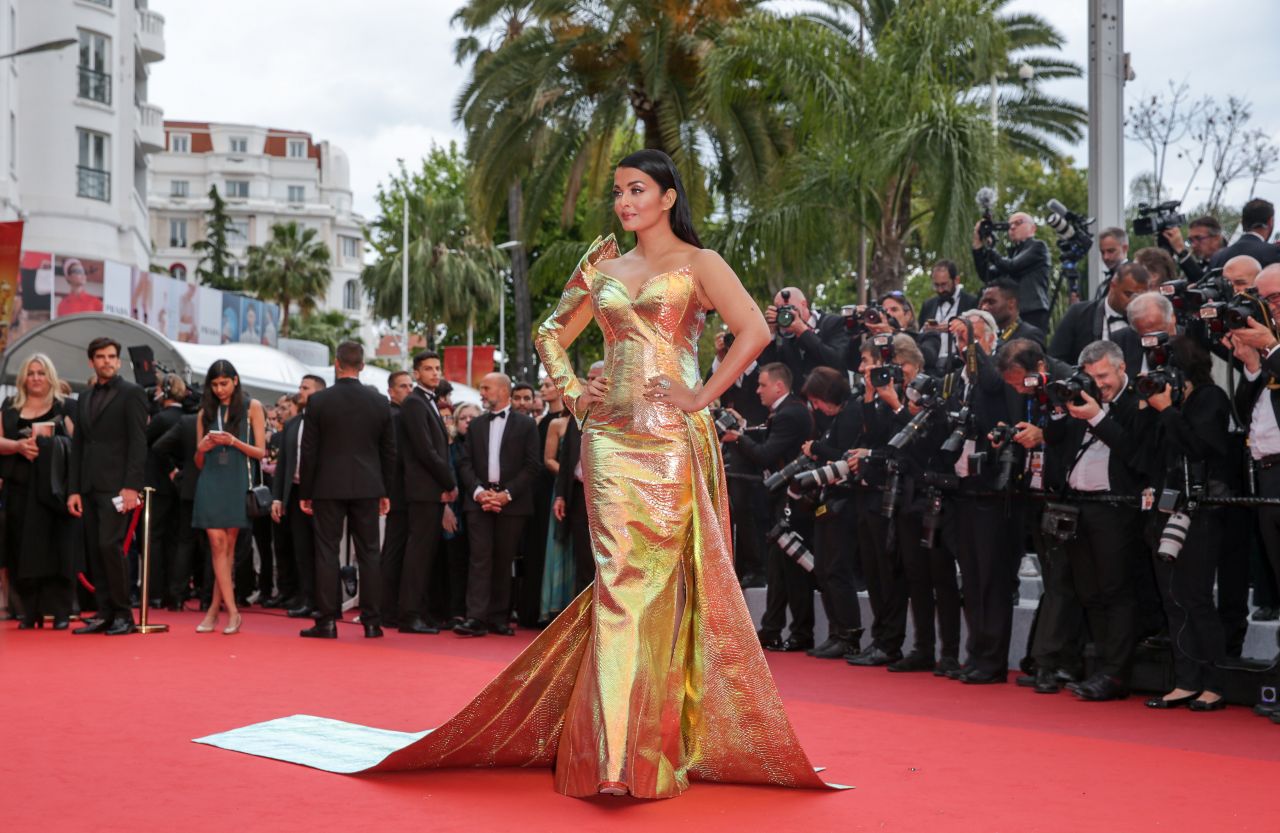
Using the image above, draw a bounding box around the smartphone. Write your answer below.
[111,495,126,513]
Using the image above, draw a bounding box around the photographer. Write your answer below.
[1210,198,1280,270]
[980,278,1046,350]
[919,260,978,372]
[1162,216,1226,283]
[1042,340,1148,702]
[760,287,849,389]
[1050,262,1148,372]
[972,212,1052,332]
[723,362,816,651]
[844,334,921,667]
[1132,328,1231,711]
[1094,227,1131,298]
[934,310,1018,684]
[1224,255,1262,294]
[798,367,865,659]
[1132,247,1178,287]
[997,340,1086,693]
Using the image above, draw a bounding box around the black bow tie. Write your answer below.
[1107,314,1127,326]
[491,410,507,419]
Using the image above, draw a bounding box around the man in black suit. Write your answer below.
[455,372,542,637]
[1210,198,1280,270]
[271,375,326,617]
[152,410,207,609]
[758,286,849,387]
[553,362,604,595]
[1043,339,1149,701]
[1163,215,1226,283]
[68,337,148,635]
[1093,227,1131,299]
[144,374,186,608]
[397,351,457,634]
[298,343,396,639]
[379,370,414,628]
[1049,262,1148,369]
[918,260,979,372]
[972,212,1052,331]
[980,278,1046,351]
[724,362,816,652]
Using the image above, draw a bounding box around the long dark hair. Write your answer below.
[616,149,703,248]
[200,359,247,438]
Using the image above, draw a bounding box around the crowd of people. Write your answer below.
[5,196,1280,721]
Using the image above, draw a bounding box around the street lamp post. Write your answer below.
[400,191,409,368]
[496,239,521,376]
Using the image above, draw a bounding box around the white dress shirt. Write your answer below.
[1245,363,1280,458]
[473,405,511,498]
[1102,299,1127,341]
[1067,405,1114,492]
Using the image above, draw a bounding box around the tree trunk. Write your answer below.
[507,180,534,383]
[279,294,292,337]
[866,174,914,298]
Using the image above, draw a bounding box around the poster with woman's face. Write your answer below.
[53,255,104,319]
[176,281,199,343]
[150,271,173,338]
[221,294,240,344]
[260,303,280,347]
[239,297,262,344]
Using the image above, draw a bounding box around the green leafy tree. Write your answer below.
[361,147,503,356]
[243,221,332,338]
[287,310,360,361]
[192,186,239,290]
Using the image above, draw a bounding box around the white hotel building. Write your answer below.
[0,0,166,268]
[147,121,371,340]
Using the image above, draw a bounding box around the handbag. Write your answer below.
[242,405,272,518]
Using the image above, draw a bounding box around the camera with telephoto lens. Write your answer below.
[1133,199,1187,253]
[1046,369,1101,408]
[905,373,940,408]
[765,518,815,572]
[764,455,816,492]
[975,186,1009,248]
[1157,511,1193,562]
[1134,332,1184,404]
[792,458,851,491]
[988,422,1018,447]
[1223,287,1273,331]
[775,289,797,329]
[712,407,741,438]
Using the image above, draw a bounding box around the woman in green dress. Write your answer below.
[192,360,266,635]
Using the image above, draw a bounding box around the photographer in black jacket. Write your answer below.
[723,362,815,651]
[972,212,1052,332]
[759,287,849,389]
[1162,216,1226,283]
[1042,340,1148,702]
[1132,325,1231,712]
[799,367,865,659]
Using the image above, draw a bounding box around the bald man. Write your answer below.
[972,210,1052,331]
[757,286,850,391]
[455,372,543,637]
[1223,254,1263,294]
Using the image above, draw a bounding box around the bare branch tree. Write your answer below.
[1199,96,1255,212]
[1125,80,1198,203]
[1243,129,1280,199]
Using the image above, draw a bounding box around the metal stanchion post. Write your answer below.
[137,486,168,634]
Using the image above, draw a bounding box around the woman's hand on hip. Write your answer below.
[643,374,700,412]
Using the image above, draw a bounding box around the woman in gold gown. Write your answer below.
[196,150,834,800]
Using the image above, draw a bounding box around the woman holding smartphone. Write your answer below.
[192,360,266,634]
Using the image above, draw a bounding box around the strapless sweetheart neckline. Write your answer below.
[590,261,693,302]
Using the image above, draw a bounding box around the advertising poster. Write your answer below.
[0,222,24,353]
[175,279,200,343]
[260,303,280,347]
[150,270,174,339]
[52,254,104,319]
[198,286,221,344]
[102,260,131,318]
[238,296,263,344]
[14,250,53,339]
[220,293,240,344]
[130,268,155,329]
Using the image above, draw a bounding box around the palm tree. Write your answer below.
[360,187,503,359]
[243,221,331,338]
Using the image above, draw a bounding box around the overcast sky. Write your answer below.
[151,1,1280,222]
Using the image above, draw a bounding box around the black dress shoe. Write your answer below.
[398,618,440,635]
[848,647,901,667]
[300,620,338,639]
[1145,691,1199,709]
[262,594,286,609]
[363,623,384,638]
[105,618,137,636]
[492,624,516,636]
[1139,633,1172,650]
[17,619,39,629]
[1033,667,1062,694]
[944,663,970,680]
[806,637,837,657]
[1072,674,1128,701]
[1250,606,1279,622]
[286,605,314,618]
[811,638,855,659]
[454,618,489,637]
[770,636,812,653]
[1188,696,1226,712]
[760,635,785,652]
[961,669,1006,685]
[72,617,109,635]
[1015,673,1037,688]
[887,653,935,672]
[1253,701,1280,717]
[933,657,961,677]
[51,618,69,630]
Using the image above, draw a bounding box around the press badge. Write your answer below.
[1140,487,1155,511]
[1028,450,1044,492]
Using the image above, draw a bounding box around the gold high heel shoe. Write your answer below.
[223,613,242,635]
[196,614,219,633]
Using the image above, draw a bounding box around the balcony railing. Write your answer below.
[77,166,110,201]
[78,66,111,105]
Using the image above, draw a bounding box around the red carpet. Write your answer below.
[3,609,1277,833]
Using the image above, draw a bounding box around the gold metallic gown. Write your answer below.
[194,235,832,800]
